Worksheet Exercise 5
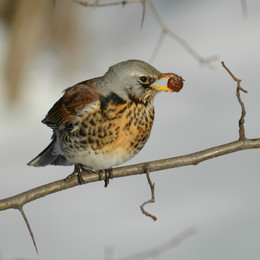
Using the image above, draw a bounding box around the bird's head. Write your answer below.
[97,60,183,102]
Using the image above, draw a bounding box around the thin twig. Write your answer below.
[140,1,146,29]
[236,86,247,140]
[72,0,145,8]
[221,61,247,140]
[149,1,218,67]
[140,168,157,221]
[221,61,248,93]
[72,0,147,29]
[149,30,166,63]
[19,207,38,254]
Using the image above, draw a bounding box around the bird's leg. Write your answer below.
[77,165,85,185]
[66,166,113,186]
[66,164,81,179]
[104,168,113,188]
[98,168,113,188]
[65,164,85,184]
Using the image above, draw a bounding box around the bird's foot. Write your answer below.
[65,164,94,185]
[98,168,113,188]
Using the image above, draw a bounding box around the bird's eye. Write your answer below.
[139,76,149,84]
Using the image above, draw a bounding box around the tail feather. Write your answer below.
[27,137,72,167]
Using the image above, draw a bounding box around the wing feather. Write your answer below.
[42,79,99,129]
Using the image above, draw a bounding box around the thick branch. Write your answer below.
[1,138,259,211]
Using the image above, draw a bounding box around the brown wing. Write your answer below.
[42,79,100,129]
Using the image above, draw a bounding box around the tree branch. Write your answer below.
[1,138,260,211]
[72,0,146,8]
[19,207,38,254]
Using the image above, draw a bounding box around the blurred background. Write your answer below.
[1,0,260,259]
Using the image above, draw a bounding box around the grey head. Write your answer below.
[96,60,163,100]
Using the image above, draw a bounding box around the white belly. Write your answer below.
[65,146,136,170]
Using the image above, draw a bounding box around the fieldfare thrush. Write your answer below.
[28,60,184,184]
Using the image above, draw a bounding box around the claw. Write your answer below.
[98,168,113,187]
[65,164,85,184]
[104,168,113,187]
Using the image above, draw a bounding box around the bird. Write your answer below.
[28,60,184,185]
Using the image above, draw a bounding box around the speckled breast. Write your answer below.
[59,97,155,170]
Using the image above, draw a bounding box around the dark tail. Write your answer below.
[27,137,72,167]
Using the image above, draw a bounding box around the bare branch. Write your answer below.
[140,169,157,221]
[19,207,38,254]
[149,30,166,62]
[149,1,218,66]
[1,138,260,211]
[140,1,146,29]
[221,61,247,93]
[236,87,247,140]
[221,61,247,140]
[72,0,146,8]
[72,0,147,29]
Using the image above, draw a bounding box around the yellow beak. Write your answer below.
[151,73,184,92]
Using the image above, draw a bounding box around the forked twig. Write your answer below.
[221,61,248,93]
[140,168,157,221]
[221,61,248,140]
